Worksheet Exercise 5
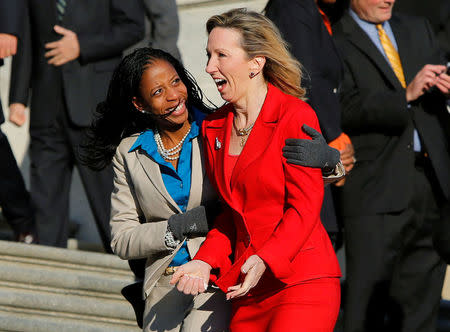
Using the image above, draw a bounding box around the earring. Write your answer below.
[249,72,256,78]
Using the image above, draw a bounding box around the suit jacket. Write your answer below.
[110,134,217,298]
[394,0,450,61]
[194,84,341,294]
[265,0,343,142]
[9,0,144,128]
[143,0,181,61]
[0,0,25,124]
[333,12,450,217]
[126,0,181,61]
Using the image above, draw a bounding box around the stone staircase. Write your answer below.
[0,240,139,332]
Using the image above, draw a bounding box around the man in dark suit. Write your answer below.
[394,0,450,277]
[393,0,450,149]
[0,0,36,243]
[8,0,144,252]
[333,0,450,331]
[265,0,355,248]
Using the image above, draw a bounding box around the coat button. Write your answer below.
[407,144,411,149]
[333,88,337,94]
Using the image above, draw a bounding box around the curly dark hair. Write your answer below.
[80,48,214,171]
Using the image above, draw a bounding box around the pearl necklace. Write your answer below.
[154,126,191,160]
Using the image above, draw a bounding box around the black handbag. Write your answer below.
[121,281,145,329]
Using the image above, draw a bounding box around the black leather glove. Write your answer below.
[282,124,340,174]
[168,206,209,241]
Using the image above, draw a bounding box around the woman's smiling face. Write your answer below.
[133,59,189,129]
[205,27,254,105]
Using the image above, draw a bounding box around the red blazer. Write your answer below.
[195,84,341,294]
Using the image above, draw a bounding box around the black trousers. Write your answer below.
[28,86,113,252]
[433,201,450,264]
[321,186,339,233]
[343,159,446,332]
[0,129,35,235]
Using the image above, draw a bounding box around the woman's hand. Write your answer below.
[335,143,355,186]
[282,124,340,172]
[226,255,266,300]
[170,260,212,295]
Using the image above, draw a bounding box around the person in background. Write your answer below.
[145,0,182,61]
[0,0,37,244]
[394,0,449,62]
[171,9,341,331]
[8,0,144,252]
[265,0,355,249]
[394,3,450,259]
[127,0,182,62]
[333,0,450,330]
[434,201,450,264]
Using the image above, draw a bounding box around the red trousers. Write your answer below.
[230,277,341,332]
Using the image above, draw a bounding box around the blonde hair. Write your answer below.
[206,8,305,100]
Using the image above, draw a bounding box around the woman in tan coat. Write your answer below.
[82,48,230,332]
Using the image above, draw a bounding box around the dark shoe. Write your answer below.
[16,232,38,244]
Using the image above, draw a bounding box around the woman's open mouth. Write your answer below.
[166,100,186,116]
[214,78,227,92]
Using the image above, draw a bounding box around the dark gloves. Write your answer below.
[168,206,210,241]
[282,124,340,175]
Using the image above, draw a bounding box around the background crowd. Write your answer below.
[0,0,449,331]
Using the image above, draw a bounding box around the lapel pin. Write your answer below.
[215,137,222,150]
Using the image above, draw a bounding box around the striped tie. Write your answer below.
[376,24,406,88]
[56,0,66,22]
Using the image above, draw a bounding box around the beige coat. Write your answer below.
[110,133,217,298]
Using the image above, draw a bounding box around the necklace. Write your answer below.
[234,122,255,146]
[154,125,191,160]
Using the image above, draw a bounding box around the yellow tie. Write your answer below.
[376,24,406,88]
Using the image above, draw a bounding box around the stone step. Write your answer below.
[0,249,132,282]
[177,0,260,9]
[0,287,135,322]
[0,240,131,276]
[0,240,139,331]
[0,264,128,300]
[0,309,139,332]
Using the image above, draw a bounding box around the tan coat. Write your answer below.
[110,133,217,298]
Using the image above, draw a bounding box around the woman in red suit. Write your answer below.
[171,8,341,331]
